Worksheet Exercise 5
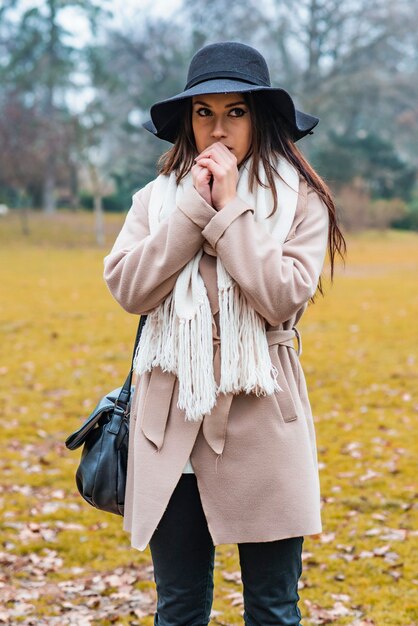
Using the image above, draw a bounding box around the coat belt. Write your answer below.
[140,327,302,456]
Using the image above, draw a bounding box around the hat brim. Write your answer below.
[142,78,319,144]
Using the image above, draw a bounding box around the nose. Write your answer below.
[210,116,227,140]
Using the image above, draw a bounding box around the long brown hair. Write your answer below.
[158,91,347,302]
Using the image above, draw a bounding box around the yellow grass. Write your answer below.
[0,211,417,625]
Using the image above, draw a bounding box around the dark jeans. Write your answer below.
[149,473,304,626]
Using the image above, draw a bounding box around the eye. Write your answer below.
[195,107,212,117]
[229,107,247,117]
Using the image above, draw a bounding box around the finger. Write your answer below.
[195,142,236,166]
[195,143,233,162]
[195,157,225,180]
[192,162,209,175]
[195,151,235,173]
[206,141,233,157]
[192,162,211,177]
[216,142,237,160]
[197,152,238,179]
[192,163,212,184]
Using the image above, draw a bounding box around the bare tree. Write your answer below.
[1,0,109,212]
[265,0,418,159]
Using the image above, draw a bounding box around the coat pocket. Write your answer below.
[269,345,299,423]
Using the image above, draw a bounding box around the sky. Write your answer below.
[15,0,183,44]
[11,0,184,113]
[110,0,183,26]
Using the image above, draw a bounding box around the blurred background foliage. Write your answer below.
[0,0,417,234]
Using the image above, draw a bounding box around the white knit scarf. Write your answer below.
[133,155,299,422]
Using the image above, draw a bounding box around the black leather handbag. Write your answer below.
[65,315,147,516]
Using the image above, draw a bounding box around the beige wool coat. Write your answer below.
[103,173,329,552]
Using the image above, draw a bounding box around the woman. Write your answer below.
[104,41,346,626]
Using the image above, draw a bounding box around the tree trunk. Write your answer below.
[69,160,79,211]
[94,193,105,246]
[89,162,105,246]
[42,0,58,214]
[42,156,56,214]
[17,190,30,236]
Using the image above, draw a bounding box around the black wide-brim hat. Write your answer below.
[142,41,319,144]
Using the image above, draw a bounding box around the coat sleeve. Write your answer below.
[200,186,329,326]
[103,182,217,314]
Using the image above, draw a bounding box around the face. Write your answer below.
[191,92,252,166]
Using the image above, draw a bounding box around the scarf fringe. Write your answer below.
[133,291,177,374]
[177,297,217,421]
[217,282,283,396]
[134,291,217,422]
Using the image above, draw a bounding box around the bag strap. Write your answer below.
[116,314,148,411]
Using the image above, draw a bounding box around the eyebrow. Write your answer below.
[192,100,247,108]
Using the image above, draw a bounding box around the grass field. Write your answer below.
[0,211,417,625]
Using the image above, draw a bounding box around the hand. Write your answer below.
[191,161,212,207]
[194,142,239,210]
